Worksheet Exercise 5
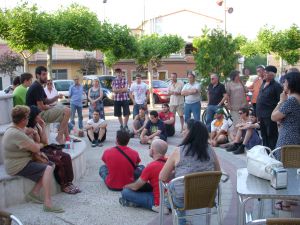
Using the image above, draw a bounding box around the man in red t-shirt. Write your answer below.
[99,130,141,191]
[119,139,168,213]
[159,103,175,137]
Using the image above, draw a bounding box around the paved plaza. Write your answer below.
[4,105,300,225]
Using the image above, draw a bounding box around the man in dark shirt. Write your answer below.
[206,74,227,132]
[26,66,70,144]
[256,65,283,150]
[140,110,167,144]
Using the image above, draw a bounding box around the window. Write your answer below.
[153,80,168,88]
[132,71,148,80]
[52,69,68,80]
[54,80,73,91]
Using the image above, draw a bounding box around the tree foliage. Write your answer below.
[244,55,267,74]
[79,54,100,75]
[193,28,240,79]
[0,51,23,76]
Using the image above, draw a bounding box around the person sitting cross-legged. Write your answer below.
[99,130,141,191]
[210,108,229,147]
[159,103,175,137]
[119,139,168,213]
[140,110,167,144]
[227,107,262,154]
[86,110,107,147]
[131,106,148,137]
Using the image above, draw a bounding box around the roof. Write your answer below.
[136,9,223,29]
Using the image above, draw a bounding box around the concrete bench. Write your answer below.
[0,133,86,209]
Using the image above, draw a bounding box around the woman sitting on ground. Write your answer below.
[3,105,64,213]
[27,105,81,194]
[159,119,220,225]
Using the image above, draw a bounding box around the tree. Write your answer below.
[193,28,240,81]
[79,54,100,75]
[0,3,47,72]
[244,55,267,74]
[0,51,23,76]
[135,34,184,107]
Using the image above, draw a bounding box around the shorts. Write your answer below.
[16,160,51,182]
[87,129,107,143]
[114,100,130,117]
[41,105,65,123]
[170,104,184,116]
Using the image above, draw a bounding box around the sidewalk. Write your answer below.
[4,107,299,225]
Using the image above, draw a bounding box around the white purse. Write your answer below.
[247,145,283,180]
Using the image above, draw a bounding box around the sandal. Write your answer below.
[43,205,65,213]
[68,183,81,193]
[275,201,292,211]
[72,138,82,143]
[62,185,78,194]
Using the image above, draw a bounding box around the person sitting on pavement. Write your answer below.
[26,105,81,194]
[140,110,167,144]
[26,66,70,144]
[159,119,220,225]
[2,105,64,213]
[226,107,262,154]
[131,106,148,137]
[99,129,141,191]
[86,110,107,147]
[119,139,168,213]
[210,108,229,147]
[13,72,33,106]
[159,103,175,137]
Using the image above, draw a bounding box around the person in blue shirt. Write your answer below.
[69,76,84,131]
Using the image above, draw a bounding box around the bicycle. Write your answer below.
[201,104,233,127]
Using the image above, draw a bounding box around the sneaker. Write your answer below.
[119,197,137,207]
[233,144,245,155]
[124,125,129,132]
[120,125,124,130]
[152,205,170,214]
[226,143,240,152]
[98,142,103,147]
[91,140,97,147]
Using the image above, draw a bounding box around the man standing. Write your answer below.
[112,68,130,130]
[69,76,84,131]
[140,110,167,144]
[168,73,184,132]
[206,73,227,131]
[159,103,175,137]
[256,65,282,150]
[119,139,167,213]
[44,79,58,106]
[129,74,148,118]
[248,65,265,115]
[13,73,33,106]
[26,66,70,144]
[99,130,141,191]
[181,71,201,122]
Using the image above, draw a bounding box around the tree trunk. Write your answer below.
[47,46,53,80]
[148,64,154,109]
[23,58,29,72]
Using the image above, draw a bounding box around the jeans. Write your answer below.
[121,188,154,209]
[168,182,186,225]
[99,165,108,181]
[184,101,201,122]
[70,104,83,129]
[132,103,145,119]
[206,105,219,132]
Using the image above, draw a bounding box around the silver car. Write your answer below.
[53,80,88,107]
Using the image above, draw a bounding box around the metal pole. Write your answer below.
[224,0,227,35]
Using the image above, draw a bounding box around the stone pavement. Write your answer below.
[4,106,299,225]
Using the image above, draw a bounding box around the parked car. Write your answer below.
[53,80,88,107]
[82,75,115,106]
[142,80,170,104]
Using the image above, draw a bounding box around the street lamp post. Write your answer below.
[217,0,233,35]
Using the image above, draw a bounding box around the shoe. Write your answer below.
[226,143,240,152]
[120,125,124,130]
[152,205,170,214]
[233,145,245,154]
[25,192,43,204]
[91,140,97,147]
[124,125,129,131]
[98,142,103,147]
[119,197,137,207]
[43,205,65,213]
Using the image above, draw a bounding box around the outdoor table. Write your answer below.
[236,168,300,225]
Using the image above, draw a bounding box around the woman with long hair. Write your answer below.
[159,119,220,224]
[88,79,105,119]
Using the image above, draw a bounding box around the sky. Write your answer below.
[1,0,300,40]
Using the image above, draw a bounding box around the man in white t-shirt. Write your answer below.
[181,71,201,122]
[86,110,107,147]
[44,80,58,106]
[210,108,229,147]
[129,74,149,118]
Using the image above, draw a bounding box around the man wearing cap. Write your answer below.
[248,65,265,115]
[181,71,201,122]
[206,73,227,132]
[69,76,85,132]
[256,65,282,150]
[210,108,229,147]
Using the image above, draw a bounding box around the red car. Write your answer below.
[142,80,170,103]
